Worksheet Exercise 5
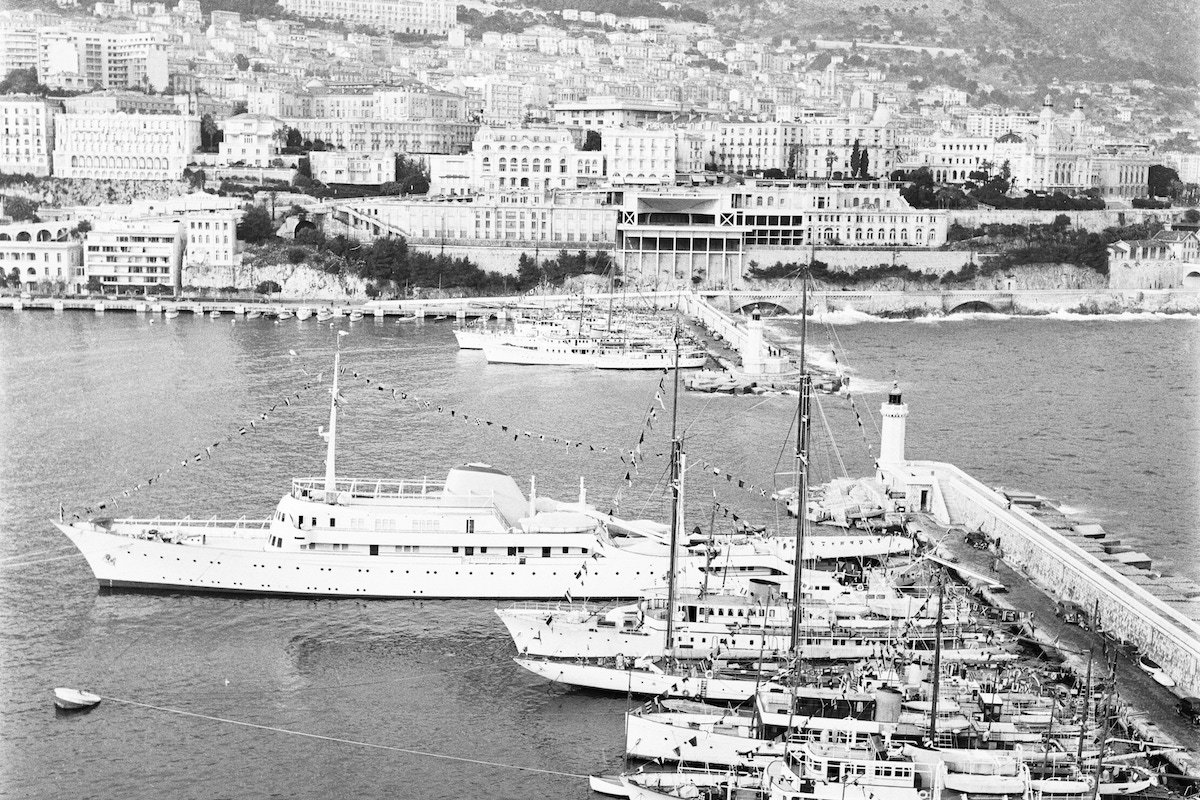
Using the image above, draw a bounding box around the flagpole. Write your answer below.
[323,329,346,501]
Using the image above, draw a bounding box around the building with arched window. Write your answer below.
[428,126,603,196]
[0,221,82,292]
[53,112,200,180]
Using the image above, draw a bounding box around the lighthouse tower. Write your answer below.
[741,309,764,375]
[877,381,909,465]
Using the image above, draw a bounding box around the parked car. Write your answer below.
[1176,697,1200,725]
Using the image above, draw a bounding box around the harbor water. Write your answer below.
[0,309,1196,798]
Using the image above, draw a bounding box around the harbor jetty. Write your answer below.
[875,386,1200,782]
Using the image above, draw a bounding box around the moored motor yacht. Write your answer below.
[53,346,775,600]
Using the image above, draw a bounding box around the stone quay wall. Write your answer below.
[908,459,1200,697]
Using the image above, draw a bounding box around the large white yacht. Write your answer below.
[52,349,739,599]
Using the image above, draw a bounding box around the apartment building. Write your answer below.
[38,29,170,92]
[603,127,705,186]
[279,0,457,35]
[285,118,476,155]
[553,96,683,128]
[83,218,184,292]
[0,94,57,177]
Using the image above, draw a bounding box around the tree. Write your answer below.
[234,54,250,71]
[255,280,282,295]
[394,155,430,194]
[232,100,249,116]
[859,147,870,179]
[237,204,276,243]
[1148,164,1180,198]
[582,130,602,151]
[200,114,222,152]
[516,253,540,291]
[849,140,862,178]
[5,196,39,222]
[1184,208,1200,224]
[0,68,46,95]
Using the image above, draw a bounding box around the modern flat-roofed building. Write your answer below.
[553,96,683,129]
[219,113,283,167]
[38,29,169,92]
[616,180,948,288]
[83,218,185,293]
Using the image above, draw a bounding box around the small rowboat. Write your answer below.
[210,310,222,319]
[247,309,263,320]
[277,310,295,321]
[53,688,101,711]
[1138,654,1176,686]
[164,308,179,319]
[349,309,364,322]
[317,308,334,322]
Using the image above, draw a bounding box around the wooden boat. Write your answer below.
[247,309,263,320]
[296,308,313,321]
[317,308,334,322]
[349,309,364,322]
[210,310,221,319]
[277,310,294,321]
[164,308,179,319]
[53,687,101,711]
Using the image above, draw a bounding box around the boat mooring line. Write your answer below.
[0,544,79,564]
[0,551,86,569]
[100,696,590,779]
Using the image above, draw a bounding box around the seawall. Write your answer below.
[880,458,1200,697]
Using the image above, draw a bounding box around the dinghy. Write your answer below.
[53,688,101,711]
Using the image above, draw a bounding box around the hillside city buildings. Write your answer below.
[0,1,1195,293]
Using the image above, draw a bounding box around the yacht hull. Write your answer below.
[55,521,699,600]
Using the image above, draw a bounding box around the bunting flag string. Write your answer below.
[335,369,622,459]
[824,333,876,461]
[70,378,322,521]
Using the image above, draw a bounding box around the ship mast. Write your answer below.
[323,331,345,501]
[789,277,811,656]
[664,332,683,664]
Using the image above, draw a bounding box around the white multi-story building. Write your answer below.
[964,111,1038,139]
[309,150,397,185]
[283,118,476,155]
[603,127,704,186]
[917,133,995,183]
[0,220,83,293]
[82,218,185,293]
[59,194,244,282]
[0,27,38,74]
[616,181,948,288]
[468,126,603,194]
[553,96,683,128]
[279,0,457,35]
[53,112,200,180]
[332,191,616,247]
[63,89,178,115]
[37,29,169,92]
[219,113,283,167]
[0,94,57,177]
